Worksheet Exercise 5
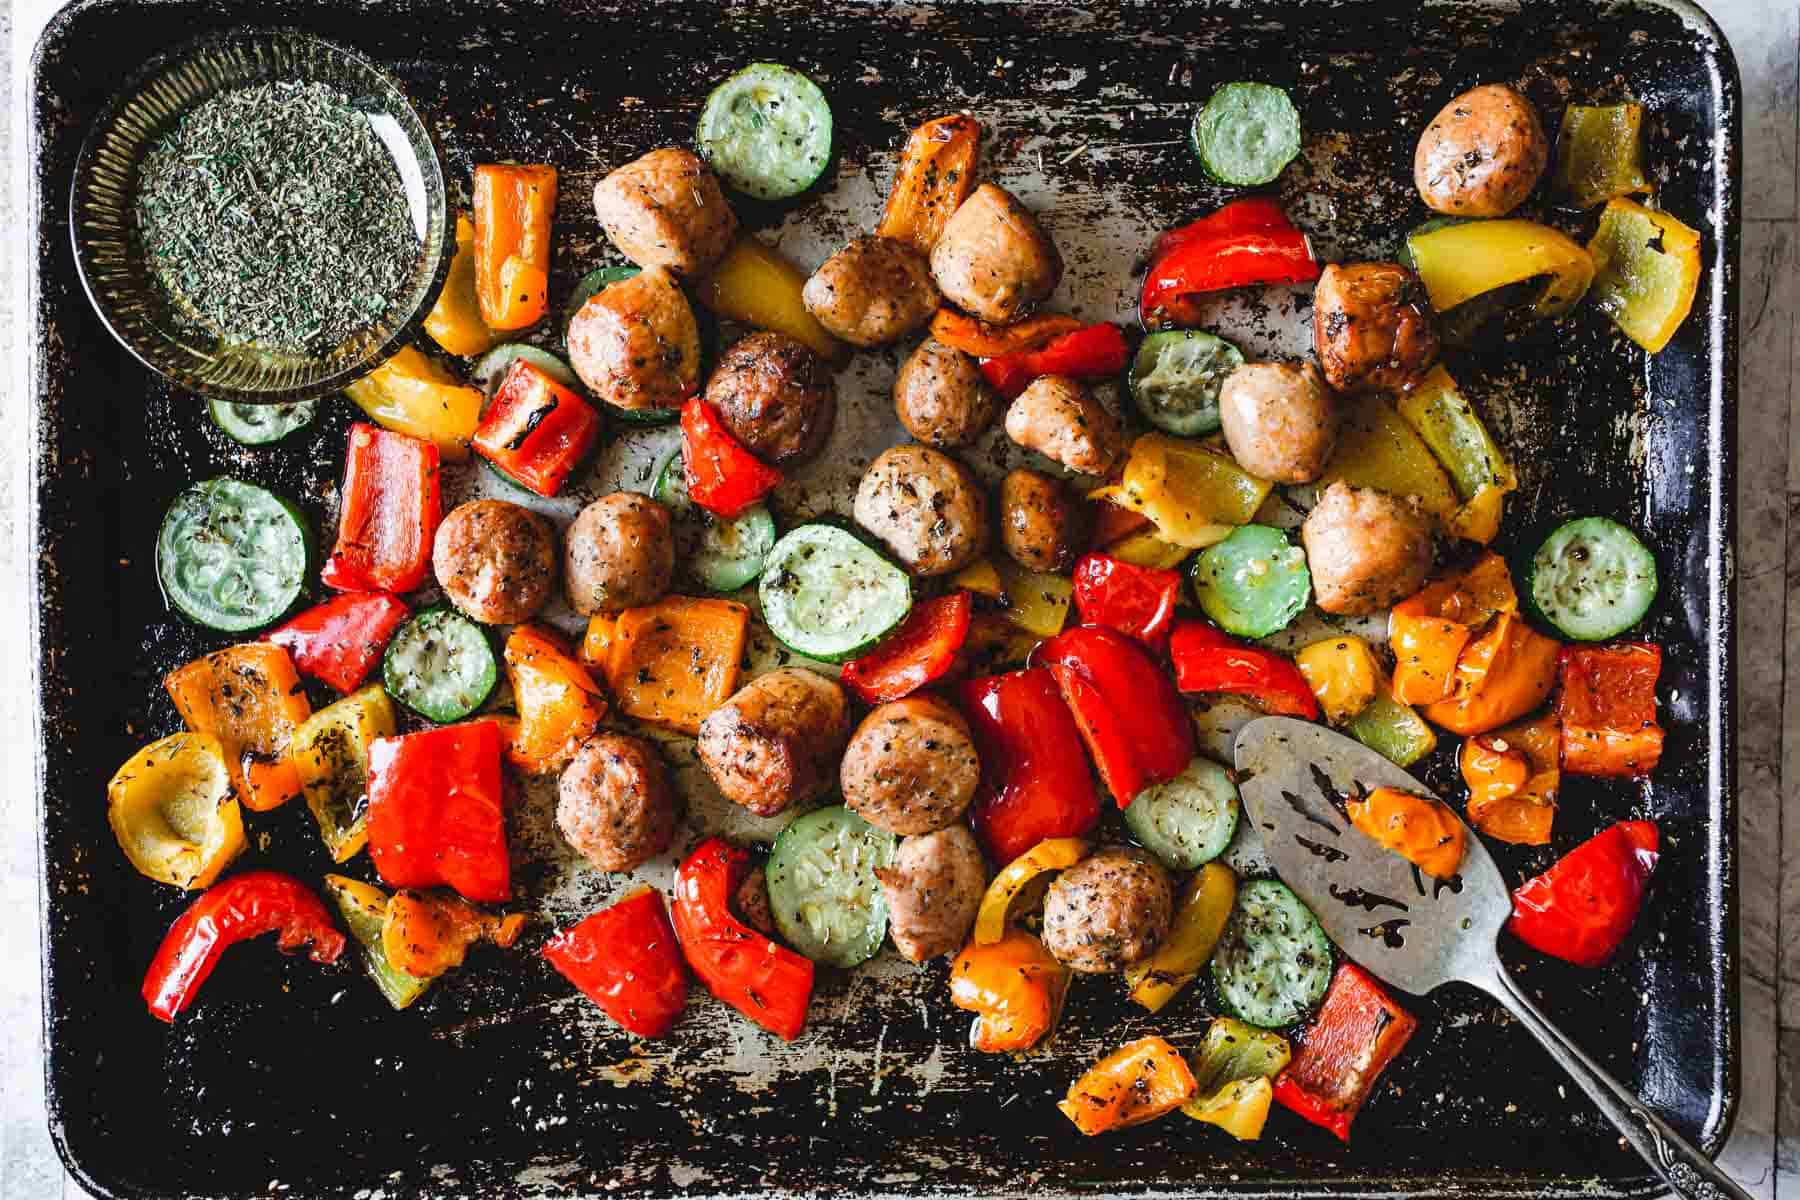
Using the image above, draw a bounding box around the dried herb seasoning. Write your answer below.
[133,79,420,355]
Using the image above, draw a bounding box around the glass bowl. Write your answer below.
[69,29,452,406]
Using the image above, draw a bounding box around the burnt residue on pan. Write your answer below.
[29,1,1735,1197]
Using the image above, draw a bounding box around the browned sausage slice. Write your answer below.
[1301,481,1435,615]
[1218,362,1340,484]
[841,695,981,835]
[557,734,680,872]
[567,266,702,411]
[893,338,998,449]
[1041,846,1173,974]
[703,331,837,466]
[801,236,940,348]
[1414,84,1548,218]
[875,825,988,963]
[592,147,738,275]
[562,492,675,616]
[999,468,1090,573]
[696,667,850,817]
[929,183,1063,324]
[852,444,989,577]
[432,499,558,625]
[1003,375,1126,476]
[1311,262,1440,395]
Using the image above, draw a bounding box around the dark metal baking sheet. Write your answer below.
[29,1,1738,1196]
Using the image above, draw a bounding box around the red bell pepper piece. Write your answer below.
[1556,642,1665,777]
[320,423,442,594]
[366,721,510,903]
[1140,198,1321,328]
[1071,554,1182,649]
[1509,819,1659,967]
[1169,619,1322,720]
[840,591,973,705]
[265,591,410,693]
[142,870,346,1023]
[1035,624,1195,808]
[1272,963,1419,1142]
[959,668,1101,864]
[978,322,1131,400]
[543,886,689,1039]
[472,358,603,498]
[671,838,814,1041]
[680,395,782,519]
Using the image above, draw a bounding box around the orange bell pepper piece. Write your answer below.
[1389,553,1518,705]
[382,889,526,980]
[928,308,1085,358]
[1422,612,1561,736]
[1058,1036,1198,1136]
[1556,642,1665,777]
[949,927,1069,1053]
[473,163,557,330]
[876,114,981,254]
[1345,787,1467,880]
[1460,715,1561,845]
[580,596,749,734]
[502,625,607,774]
[165,644,312,812]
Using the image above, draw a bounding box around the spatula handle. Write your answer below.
[1477,962,1749,1200]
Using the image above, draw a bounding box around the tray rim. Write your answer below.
[26,0,1742,1195]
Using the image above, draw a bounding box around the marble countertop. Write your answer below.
[3,0,1795,1196]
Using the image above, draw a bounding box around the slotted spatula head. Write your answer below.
[1232,716,1512,996]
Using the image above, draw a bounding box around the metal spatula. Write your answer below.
[1233,716,1746,1200]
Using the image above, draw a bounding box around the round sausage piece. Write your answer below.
[894,338,999,449]
[1219,362,1340,484]
[801,236,940,348]
[999,469,1090,573]
[852,444,989,577]
[875,825,988,964]
[1414,84,1549,218]
[1041,847,1173,974]
[703,332,837,466]
[1004,375,1127,477]
[592,147,737,276]
[567,265,702,412]
[563,492,675,616]
[840,695,981,836]
[557,734,680,873]
[697,667,850,817]
[1301,481,1435,616]
[733,865,778,937]
[1312,262,1440,395]
[930,183,1064,325]
[432,499,558,625]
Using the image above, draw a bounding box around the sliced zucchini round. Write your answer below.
[1527,516,1657,641]
[1124,755,1241,870]
[1211,879,1333,1028]
[1192,82,1302,187]
[156,478,309,633]
[654,449,777,592]
[1191,524,1311,638]
[765,805,897,968]
[472,343,580,395]
[759,524,911,662]
[696,63,834,200]
[208,399,319,446]
[1128,329,1244,437]
[382,606,498,723]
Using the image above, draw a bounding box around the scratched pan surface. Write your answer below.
[29,0,1736,1196]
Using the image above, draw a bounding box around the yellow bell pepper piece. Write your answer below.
[1103,528,1192,570]
[1181,1017,1292,1140]
[1396,365,1517,503]
[974,837,1088,944]
[949,558,1005,601]
[321,875,432,1011]
[1406,219,1595,318]
[1554,103,1652,210]
[1126,863,1236,1012]
[695,236,847,364]
[1296,635,1381,725]
[1092,434,1271,549]
[424,215,503,357]
[290,685,397,863]
[382,889,527,980]
[107,732,246,890]
[346,345,485,462]
[1587,197,1703,354]
[1321,395,1458,519]
[165,643,312,813]
[1447,485,1507,545]
[994,556,1074,638]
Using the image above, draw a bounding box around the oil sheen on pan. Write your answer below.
[27,0,1735,1197]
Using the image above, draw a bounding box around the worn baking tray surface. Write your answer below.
[29,1,1737,1196]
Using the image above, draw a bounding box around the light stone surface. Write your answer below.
[2,1,1795,1197]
